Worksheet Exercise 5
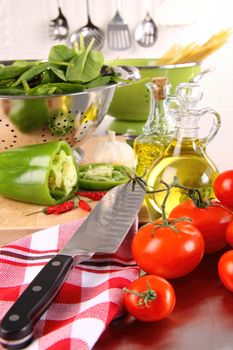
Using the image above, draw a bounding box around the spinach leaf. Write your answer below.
[48,83,84,93]
[85,76,111,88]
[0,78,16,86]
[0,87,25,95]
[0,42,115,96]
[0,65,31,80]
[48,45,76,63]
[48,45,76,81]
[28,83,84,95]
[66,50,104,83]
[40,69,56,84]
[12,62,49,87]
[28,85,62,96]
[49,65,67,81]
[12,60,38,67]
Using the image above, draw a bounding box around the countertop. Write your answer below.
[94,247,233,350]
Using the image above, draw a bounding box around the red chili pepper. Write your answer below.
[52,200,75,215]
[76,191,106,201]
[78,199,92,212]
[43,203,66,214]
[26,200,76,216]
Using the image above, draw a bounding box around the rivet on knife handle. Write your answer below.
[0,254,74,349]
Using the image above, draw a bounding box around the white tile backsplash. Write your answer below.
[0,0,233,170]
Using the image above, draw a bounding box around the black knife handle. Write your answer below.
[0,254,73,349]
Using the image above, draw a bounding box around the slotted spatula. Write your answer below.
[107,0,131,50]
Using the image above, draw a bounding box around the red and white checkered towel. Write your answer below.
[0,218,139,350]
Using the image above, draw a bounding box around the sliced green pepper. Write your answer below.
[9,98,49,133]
[0,141,78,205]
[79,163,130,190]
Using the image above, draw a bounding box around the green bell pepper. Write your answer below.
[78,163,130,190]
[9,98,49,133]
[0,141,78,205]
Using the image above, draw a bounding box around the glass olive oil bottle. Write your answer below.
[146,83,221,218]
[134,77,175,177]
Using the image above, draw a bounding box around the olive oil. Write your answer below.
[146,83,221,219]
[146,144,218,215]
[134,138,164,177]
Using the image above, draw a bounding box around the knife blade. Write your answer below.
[0,182,145,349]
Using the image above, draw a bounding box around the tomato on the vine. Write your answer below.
[214,170,233,210]
[170,200,233,254]
[218,250,233,292]
[123,275,176,322]
[132,220,204,279]
[226,221,233,247]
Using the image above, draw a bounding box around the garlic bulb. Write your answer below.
[94,130,135,168]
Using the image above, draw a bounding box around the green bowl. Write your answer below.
[107,58,201,122]
[108,119,145,135]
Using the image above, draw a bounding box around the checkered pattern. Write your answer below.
[0,218,139,350]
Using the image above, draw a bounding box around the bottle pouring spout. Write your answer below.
[174,82,221,146]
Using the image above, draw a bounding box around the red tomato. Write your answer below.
[132,221,204,279]
[225,221,233,247]
[214,170,233,210]
[123,275,176,322]
[170,200,232,254]
[218,250,233,292]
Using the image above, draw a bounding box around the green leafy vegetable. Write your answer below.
[28,83,84,95]
[66,41,104,83]
[48,45,76,63]
[0,87,25,95]
[49,65,67,82]
[12,62,49,87]
[85,76,112,89]
[0,65,31,80]
[0,39,118,96]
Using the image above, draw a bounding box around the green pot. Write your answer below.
[107,58,201,122]
[108,119,145,135]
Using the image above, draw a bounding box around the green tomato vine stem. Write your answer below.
[123,279,157,307]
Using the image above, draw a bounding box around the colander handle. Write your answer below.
[102,65,141,81]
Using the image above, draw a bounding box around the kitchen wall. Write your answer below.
[0,0,233,170]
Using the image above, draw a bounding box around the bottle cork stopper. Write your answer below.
[151,77,169,100]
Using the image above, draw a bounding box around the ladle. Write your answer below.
[49,0,69,41]
[135,0,158,47]
[69,0,105,50]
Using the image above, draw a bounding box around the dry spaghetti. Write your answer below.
[156,28,232,65]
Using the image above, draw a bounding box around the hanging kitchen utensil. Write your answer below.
[49,0,69,41]
[69,0,105,50]
[135,0,158,47]
[107,0,131,50]
[0,182,145,349]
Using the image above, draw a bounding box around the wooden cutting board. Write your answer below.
[0,135,147,246]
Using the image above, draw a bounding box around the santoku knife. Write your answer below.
[0,182,145,349]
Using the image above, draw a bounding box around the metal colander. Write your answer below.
[0,63,140,161]
[0,84,117,158]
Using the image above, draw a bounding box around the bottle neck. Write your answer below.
[175,127,199,139]
[143,97,174,135]
[174,115,200,140]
